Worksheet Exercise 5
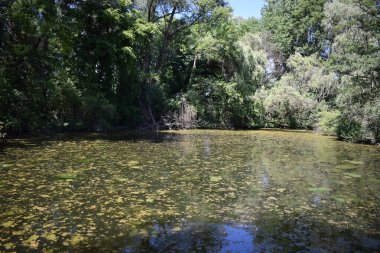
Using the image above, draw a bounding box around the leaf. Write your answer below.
[343,172,362,178]
[210,176,222,182]
[0,163,12,169]
[334,164,355,170]
[54,172,78,180]
[12,230,24,236]
[24,235,39,249]
[309,187,331,193]
[4,242,15,250]
[344,160,364,165]
[122,30,135,40]
[2,221,15,228]
[71,234,84,246]
[45,233,58,242]
[146,198,154,203]
[267,196,278,201]
[122,47,136,59]
[33,206,47,212]
[78,158,91,164]
[127,160,140,167]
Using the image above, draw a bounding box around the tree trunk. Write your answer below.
[155,6,176,71]
[189,53,198,86]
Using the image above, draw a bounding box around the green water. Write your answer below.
[0,130,379,252]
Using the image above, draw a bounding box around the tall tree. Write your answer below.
[323,0,380,142]
[262,0,326,58]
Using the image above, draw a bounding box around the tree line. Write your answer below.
[0,0,379,143]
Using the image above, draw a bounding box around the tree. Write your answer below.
[262,0,326,58]
[323,0,380,142]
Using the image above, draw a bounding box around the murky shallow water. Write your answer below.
[0,130,379,252]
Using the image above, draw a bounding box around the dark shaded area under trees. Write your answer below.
[0,0,379,143]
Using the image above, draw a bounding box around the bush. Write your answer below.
[163,97,197,129]
[317,110,340,136]
[187,79,243,128]
[82,95,116,131]
[254,85,317,128]
[336,117,364,143]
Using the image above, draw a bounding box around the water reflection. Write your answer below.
[119,216,380,252]
[0,130,379,252]
[122,223,255,253]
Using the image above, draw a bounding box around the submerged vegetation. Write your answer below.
[0,0,379,143]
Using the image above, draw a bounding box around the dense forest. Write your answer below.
[0,0,379,143]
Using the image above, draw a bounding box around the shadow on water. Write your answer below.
[77,214,380,253]
[0,131,181,152]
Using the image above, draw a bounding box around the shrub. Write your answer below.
[254,85,317,128]
[317,110,340,136]
[336,117,364,143]
[163,97,197,129]
[82,95,116,131]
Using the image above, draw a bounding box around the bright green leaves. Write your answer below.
[54,171,79,180]
[210,176,222,182]
[235,33,268,88]
[262,0,326,56]
[122,46,136,59]
[122,30,135,40]
[322,0,380,143]
[2,221,16,228]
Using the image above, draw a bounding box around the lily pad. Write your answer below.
[2,221,15,228]
[54,172,78,180]
[27,235,39,241]
[0,163,12,169]
[309,187,331,193]
[127,161,140,166]
[146,198,154,203]
[343,172,362,178]
[77,158,92,164]
[334,164,355,170]
[344,160,365,165]
[210,176,222,182]
[45,233,58,242]
[71,234,85,246]
[331,196,346,203]
[4,242,15,250]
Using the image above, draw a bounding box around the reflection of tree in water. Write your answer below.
[203,137,211,157]
[120,215,380,253]
[252,212,380,253]
[121,222,260,253]
[122,222,227,252]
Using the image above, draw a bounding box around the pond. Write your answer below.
[0,130,379,252]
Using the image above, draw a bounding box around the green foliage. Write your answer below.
[336,117,364,143]
[318,110,340,136]
[187,78,243,128]
[254,85,317,128]
[82,95,116,130]
[323,0,380,143]
[262,0,326,57]
[235,33,268,88]
[0,0,377,144]
[286,53,337,102]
